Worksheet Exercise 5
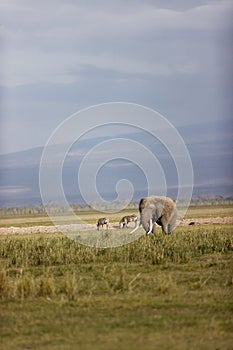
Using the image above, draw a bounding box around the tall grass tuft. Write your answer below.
[0,268,10,299]
[0,226,232,269]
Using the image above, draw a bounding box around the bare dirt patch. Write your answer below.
[178,216,233,226]
[0,217,232,236]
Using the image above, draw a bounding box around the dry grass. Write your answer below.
[0,208,233,350]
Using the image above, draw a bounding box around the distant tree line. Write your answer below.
[190,195,233,206]
[0,196,232,216]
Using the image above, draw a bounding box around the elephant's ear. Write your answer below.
[139,198,147,211]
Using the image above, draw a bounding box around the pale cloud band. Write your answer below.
[1,0,232,86]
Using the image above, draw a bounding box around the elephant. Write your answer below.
[130,196,177,236]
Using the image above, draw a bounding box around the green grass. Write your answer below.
[1,205,232,228]
[0,209,139,227]
[185,204,233,219]
[0,224,233,349]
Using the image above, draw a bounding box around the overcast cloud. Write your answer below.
[1,1,232,86]
[0,0,232,203]
[1,0,232,154]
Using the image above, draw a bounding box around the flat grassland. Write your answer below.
[0,205,233,350]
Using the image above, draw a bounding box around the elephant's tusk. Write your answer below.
[146,219,153,236]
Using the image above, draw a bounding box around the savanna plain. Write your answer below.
[0,205,233,350]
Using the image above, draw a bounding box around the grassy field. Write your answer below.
[0,210,136,228]
[185,205,233,219]
[0,207,233,349]
[0,204,233,228]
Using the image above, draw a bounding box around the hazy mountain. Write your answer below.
[0,120,232,207]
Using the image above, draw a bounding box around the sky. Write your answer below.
[0,0,232,153]
[0,0,232,204]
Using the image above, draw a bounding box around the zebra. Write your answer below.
[119,214,138,229]
[97,217,109,230]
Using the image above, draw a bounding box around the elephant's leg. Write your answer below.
[160,216,170,235]
[161,214,176,234]
[161,224,168,234]
[152,224,157,234]
[168,214,177,234]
